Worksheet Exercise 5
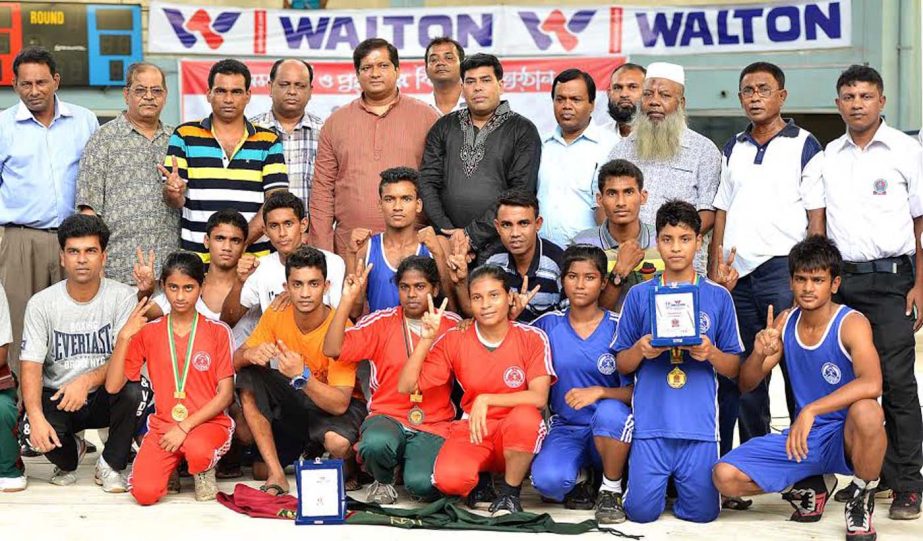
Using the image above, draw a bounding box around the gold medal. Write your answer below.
[667,347,686,389]
[171,403,188,422]
[408,406,425,426]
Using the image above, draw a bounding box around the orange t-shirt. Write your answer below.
[421,322,556,421]
[125,314,235,433]
[245,305,363,400]
[339,306,460,437]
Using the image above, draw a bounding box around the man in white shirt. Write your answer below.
[221,191,345,333]
[600,63,645,140]
[710,62,825,460]
[822,65,923,520]
[538,69,619,247]
[423,37,465,116]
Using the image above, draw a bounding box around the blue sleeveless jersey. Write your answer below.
[366,233,431,312]
[783,305,857,425]
[531,309,621,426]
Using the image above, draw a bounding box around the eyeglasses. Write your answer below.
[739,86,777,99]
[129,86,165,98]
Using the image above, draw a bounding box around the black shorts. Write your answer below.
[236,366,367,464]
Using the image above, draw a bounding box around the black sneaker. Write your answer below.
[489,493,523,517]
[595,490,626,524]
[465,472,498,509]
[889,491,921,520]
[835,480,891,503]
[845,488,877,541]
[782,474,837,522]
[564,481,596,510]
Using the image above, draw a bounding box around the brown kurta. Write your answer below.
[307,92,439,257]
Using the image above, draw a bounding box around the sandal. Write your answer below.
[259,483,289,496]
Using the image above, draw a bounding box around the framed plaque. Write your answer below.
[650,282,701,347]
[295,457,346,525]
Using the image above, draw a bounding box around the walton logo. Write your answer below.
[519,9,595,51]
[163,8,240,49]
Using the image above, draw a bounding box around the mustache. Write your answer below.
[632,108,687,161]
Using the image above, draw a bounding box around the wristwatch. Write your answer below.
[608,269,624,286]
[290,368,312,390]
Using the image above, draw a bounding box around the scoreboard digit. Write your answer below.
[0,2,22,85]
[87,5,141,86]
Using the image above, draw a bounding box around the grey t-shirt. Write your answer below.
[21,278,136,390]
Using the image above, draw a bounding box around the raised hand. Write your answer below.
[446,252,468,284]
[614,239,645,280]
[348,228,372,255]
[754,305,782,357]
[158,155,185,204]
[509,275,540,320]
[119,297,152,342]
[417,226,439,252]
[132,247,156,294]
[449,229,474,264]
[236,254,260,284]
[342,259,373,303]
[276,339,304,379]
[421,294,449,340]
[714,245,740,292]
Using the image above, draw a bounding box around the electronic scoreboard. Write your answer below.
[0,2,141,87]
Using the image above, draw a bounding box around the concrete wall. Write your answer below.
[1,0,919,131]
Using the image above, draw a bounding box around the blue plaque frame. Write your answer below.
[294,457,346,525]
[650,282,702,347]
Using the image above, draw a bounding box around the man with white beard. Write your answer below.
[607,62,721,272]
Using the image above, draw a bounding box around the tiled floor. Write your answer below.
[2,358,921,540]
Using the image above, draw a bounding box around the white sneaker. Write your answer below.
[0,475,27,492]
[367,480,398,504]
[50,436,86,486]
[193,469,218,501]
[95,456,128,493]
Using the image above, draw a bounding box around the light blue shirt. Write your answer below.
[537,121,619,247]
[0,98,99,228]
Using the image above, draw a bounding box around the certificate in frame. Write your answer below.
[650,283,702,347]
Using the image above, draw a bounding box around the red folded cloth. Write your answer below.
[217,483,298,520]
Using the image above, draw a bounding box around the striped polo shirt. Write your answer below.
[165,115,288,259]
[486,236,565,322]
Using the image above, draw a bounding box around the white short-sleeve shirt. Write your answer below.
[713,120,825,277]
[823,120,923,262]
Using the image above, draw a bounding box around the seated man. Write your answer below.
[324,256,460,503]
[399,265,554,516]
[714,236,884,541]
[612,200,743,523]
[233,246,366,494]
[221,190,346,329]
[530,245,632,524]
[345,167,453,317]
[455,190,563,322]
[0,282,24,492]
[571,159,659,312]
[19,215,146,492]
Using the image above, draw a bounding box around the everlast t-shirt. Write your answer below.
[21,278,136,390]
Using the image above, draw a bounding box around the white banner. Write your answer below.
[150,1,851,58]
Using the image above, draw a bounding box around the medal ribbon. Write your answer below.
[403,315,424,404]
[658,273,700,287]
[168,313,199,399]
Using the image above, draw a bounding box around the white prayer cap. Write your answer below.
[645,62,685,86]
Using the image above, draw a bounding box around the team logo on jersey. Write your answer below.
[597,353,617,375]
[503,367,526,388]
[699,312,711,333]
[821,362,841,384]
[872,179,888,195]
[192,352,212,372]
